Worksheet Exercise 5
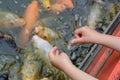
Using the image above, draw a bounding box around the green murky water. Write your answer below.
[0,0,120,80]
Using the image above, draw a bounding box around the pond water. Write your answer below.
[0,0,120,80]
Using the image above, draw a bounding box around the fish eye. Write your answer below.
[47,6,50,9]
[43,36,47,39]
[10,22,14,26]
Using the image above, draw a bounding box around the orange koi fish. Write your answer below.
[17,0,39,48]
[51,3,66,12]
[24,0,39,32]
[57,0,74,9]
[51,0,74,12]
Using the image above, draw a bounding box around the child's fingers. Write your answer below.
[49,46,59,58]
[75,33,82,38]
[70,38,83,45]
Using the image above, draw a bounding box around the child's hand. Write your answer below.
[71,26,101,45]
[48,46,72,71]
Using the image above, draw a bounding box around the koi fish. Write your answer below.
[17,0,39,48]
[21,35,52,80]
[22,60,40,80]
[94,0,104,4]
[0,11,25,29]
[0,33,12,40]
[32,35,52,58]
[22,35,68,80]
[24,0,39,32]
[40,0,51,9]
[57,0,74,9]
[40,78,49,80]
[88,3,102,29]
[107,3,118,21]
[51,0,74,12]
[51,3,66,12]
[34,26,60,44]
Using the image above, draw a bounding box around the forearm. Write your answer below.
[94,34,120,52]
[63,63,98,80]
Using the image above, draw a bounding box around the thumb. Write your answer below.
[49,46,58,58]
[70,38,84,45]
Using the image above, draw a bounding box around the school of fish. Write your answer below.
[0,0,119,80]
[0,0,74,79]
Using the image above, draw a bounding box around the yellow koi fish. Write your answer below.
[40,0,51,9]
[34,26,60,43]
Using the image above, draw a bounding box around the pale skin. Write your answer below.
[48,26,120,80]
[70,26,120,52]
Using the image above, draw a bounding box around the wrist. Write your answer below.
[59,61,73,72]
[62,63,76,76]
[61,61,74,71]
[92,33,104,44]
[63,64,98,80]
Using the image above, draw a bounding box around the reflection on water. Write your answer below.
[0,0,120,80]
